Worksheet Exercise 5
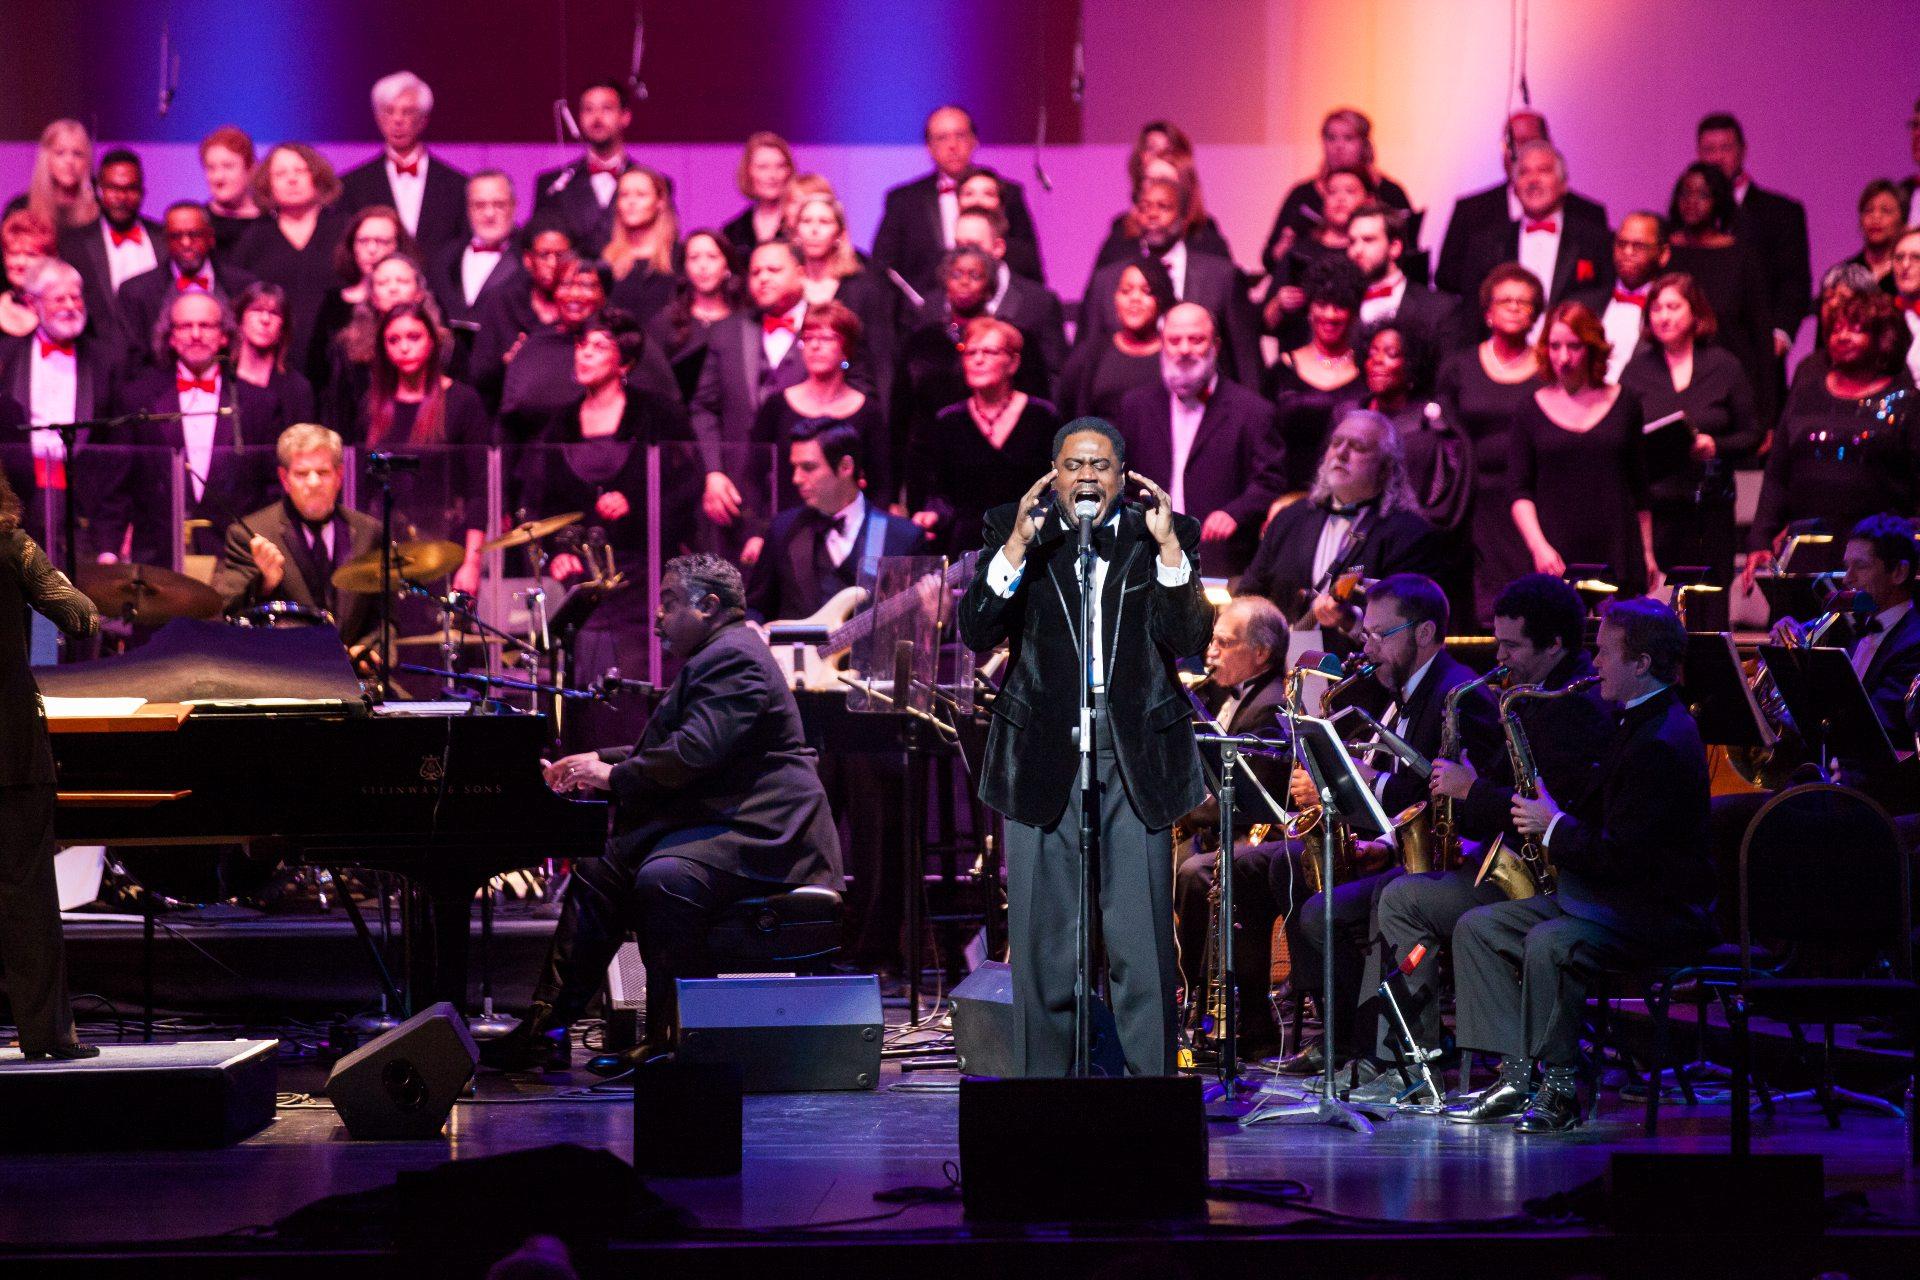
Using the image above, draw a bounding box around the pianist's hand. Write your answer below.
[249,535,286,594]
[547,553,585,582]
[596,490,630,521]
[543,752,613,794]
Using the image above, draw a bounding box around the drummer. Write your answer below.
[211,424,383,649]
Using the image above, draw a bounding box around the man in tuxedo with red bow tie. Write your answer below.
[1435,111,1608,302]
[533,82,639,258]
[872,104,1044,297]
[1348,201,1460,354]
[340,70,471,263]
[57,149,163,357]
[115,202,257,373]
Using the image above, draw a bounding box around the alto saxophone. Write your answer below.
[1420,664,1509,874]
[1288,656,1377,894]
[1478,675,1602,900]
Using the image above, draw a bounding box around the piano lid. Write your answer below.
[34,619,369,711]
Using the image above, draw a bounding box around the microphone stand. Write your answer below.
[1073,502,1099,1077]
[364,451,417,702]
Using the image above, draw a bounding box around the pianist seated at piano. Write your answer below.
[484,552,843,1074]
[210,423,382,648]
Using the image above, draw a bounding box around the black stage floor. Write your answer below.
[3,1017,1919,1279]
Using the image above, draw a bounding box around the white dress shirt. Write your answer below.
[103,221,158,293]
[1852,600,1912,681]
[1160,240,1190,300]
[985,510,1194,689]
[27,337,76,461]
[460,242,505,308]
[1166,377,1215,513]
[761,301,804,370]
[1308,506,1356,591]
[385,152,428,237]
[1358,272,1407,330]
[1372,652,1437,796]
[1517,212,1563,344]
[589,165,620,209]
[1602,285,1648,384]
[985,262,1013,315]
[822,493,867,568]
[937,179,960,249]
[177,364,220,500]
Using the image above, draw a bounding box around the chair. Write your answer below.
[1728,784,1920,1161]
[707,884,845,973]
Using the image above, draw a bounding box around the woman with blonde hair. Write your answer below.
[721,131,793,255]
[1262,107,1413,277]
[21,119,97,231]
[601,166,679,326]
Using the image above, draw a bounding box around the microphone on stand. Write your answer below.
[1074,498,1098,558]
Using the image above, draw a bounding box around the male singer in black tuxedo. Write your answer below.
[873,105,1043,296]
[1449,597,1713,1133]
[1441,140,1612,341]
[953,207,1068,388]
[1348,202,1460,354]
[958,418,1213,1076]
[486,554,843,1073]
[532,82,638,257]
[338,71,471,263]
[1172,594,1294,1056]
[57,149,163,357]
[428,173,523,328]
[1826,515,1920,808]
[1435,111,1607,301]
[1079,176,1262,386]
[211,424,382,648]
[1115,302,1284,577]
[1239,410,1444,657]
[1271,574,1503,1084]
[115,203,256,373]
[1357,574,1609,1103]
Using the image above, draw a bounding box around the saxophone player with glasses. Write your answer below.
[1353,574,1611,1105]
[1270,573,1503,1089]
[1449,596,1715,1133]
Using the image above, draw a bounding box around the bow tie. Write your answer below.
[1896,296,1919,314]
[1363,283,1395,301]
[176,374,217,395]
[813,508,853,535]
[587,156,626,177]
[1858,617,1884,637]
[174,272,211,293]
[1324,498,1372,518]
[1613,285,1646,306]
[1523,217,1559,235]
[469,238,504,254]
[762,313,798,335]
[936,175,958,194]
[38,338,73,359]
[391,157,421,178]
[109,224,145,247]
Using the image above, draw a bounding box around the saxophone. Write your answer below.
[1288,656,1377,894]
[1478,675,1602,900]
[1422,665,1510,874]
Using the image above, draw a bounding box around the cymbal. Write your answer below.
[76,562,223,624]
[483,512,583,553]
[331,540,466,593]
[393,630,507,648]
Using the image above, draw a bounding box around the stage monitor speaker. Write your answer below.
[675,975,881,1092]
[0,1040,277,1150]
[949,959,1125,1077]
[605,940,647,1053]
[959,1076,1208,1221]
[326,1001,478,1140]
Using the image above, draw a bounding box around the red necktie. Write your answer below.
[1523,218,1558,235]
[38,339,73,359]
[1613,286,1646,306]
[1363,283,1394,301]
[392,157,420,178]
[936,175,957,194]
[177,374,217,395]
[110,224,144,248]
[470,238,503,253]
[174,272,211,293]
[762,313,797,336]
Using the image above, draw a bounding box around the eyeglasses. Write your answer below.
[1358,618,1417,645]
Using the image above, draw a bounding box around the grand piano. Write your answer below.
[39,620,608,1008]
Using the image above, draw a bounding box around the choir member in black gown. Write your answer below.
[749,301,889,525]
[951,168,1046,287]
[1665,163,1774,427]
[1510,301,1655,599]
[1834,180,1905,290]
[1743,290,1918,589]
[1266,256,1364,489]
[356,300,492,596]
[1436,263,1546,626]
[791,193,895,420]
[647,230,741,406]
[1092,124,1233,268]
[1263,166,1373,342]
[318,251,436,435]
[231,282,317,427]
[501,259,678,443]
[1262,108,1413,279]
[199,126,262,257]
[233,143,349,392]
[906,315,1060,555]
[720,132,793,257]
[1054,258,1172,421]
[308,206,416,414]
[1361,322,1473,534]
[600,167,680,329]
[1618,272,1760,625]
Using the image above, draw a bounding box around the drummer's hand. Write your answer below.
[548,553,585,582]
[703,472,743,525]
[595,490,630,522]
[453,557,481,597]
[248,535,285,593]
[542,752,612,793]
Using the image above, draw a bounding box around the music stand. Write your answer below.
[1758,644,1897,779]
[1242,713,1391,1135]
[1683,632,1776,751]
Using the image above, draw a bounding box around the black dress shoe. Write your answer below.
[477,1004,571,1073]
[1514,1082,1583,1134]
[1445,1078,1531,1124]
[1273,1041,1327,1075]
[586,1036,674,1078]
[23,1042,100,1061]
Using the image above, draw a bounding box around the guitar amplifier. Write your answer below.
[675,975,882,1092]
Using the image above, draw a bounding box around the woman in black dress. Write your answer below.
[908,315,1060,555]
[233,143,349,392]
[1510,301,1656,598]
[319,250,437,435]
[1268,256,1365,490]
[1619,272,1761,624]
[1832,179,1906,289]
[0,471,100,1059]
[751,300,888,523]
[1262,166,1374,342]
[232,281,316,424]
[308,206,416,411]
[601,166,680,329]
[199,125,261,257]
[647,230,741,406]
[791,192,895,419]
[1665,163,1774,426]
[359,300,493,596]
[719,132,793,258]
[1092,126,1233,268]
[1056,258,1174,422]
[1436,262,1547,626]
[1261,108,1413,278]
[1742,290,1918,590]
[1362,322,1472,532]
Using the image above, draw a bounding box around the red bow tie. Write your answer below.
[109,224,145,248]
[1363,283,1395,301]
[38,338,74,359]
[174,272,211,293]
[587,156,625,177]
[391,157,420,178]
[1613,286,1646,306]
[1897,296,1919,314]
[936,175,958,194]
[469,238,504,254]
[177,374,217,395]
[1523,217,1559,235]
[762,313,798,336]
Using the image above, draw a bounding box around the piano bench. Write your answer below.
[709,885,845,973]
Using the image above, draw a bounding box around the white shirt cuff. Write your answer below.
[1543,812,1565,847]
[1156,553,1193,586]
[1772,328,1791,347]
[987,547,1024,597]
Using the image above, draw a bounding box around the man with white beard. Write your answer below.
[1113,302,1285,576]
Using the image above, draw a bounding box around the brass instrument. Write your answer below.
[1478,675,1602,900]
[1729,593,1858,786]
[1288,656,1377,894]
[1423,664,1510,874]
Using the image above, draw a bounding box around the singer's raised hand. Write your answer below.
[1004,468,1058,562]
[1128,470,1178,554]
